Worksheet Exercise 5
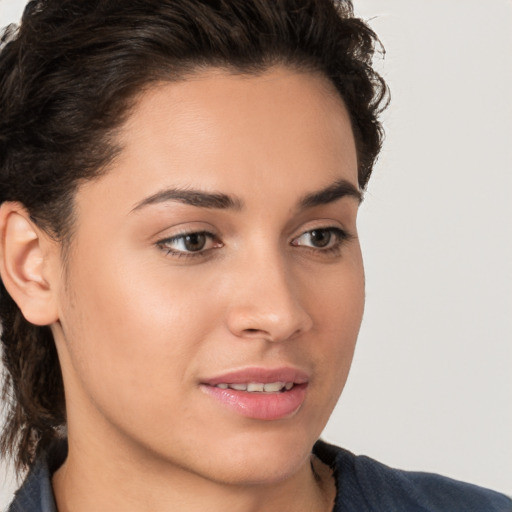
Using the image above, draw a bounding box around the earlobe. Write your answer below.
[0,202,59,326]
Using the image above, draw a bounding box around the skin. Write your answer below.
[2,67,365,511]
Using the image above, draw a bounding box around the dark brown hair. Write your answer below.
[0,0,388,472]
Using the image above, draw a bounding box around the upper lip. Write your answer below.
[202,367,310,386]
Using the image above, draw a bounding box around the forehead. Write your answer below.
[76,66,358,216]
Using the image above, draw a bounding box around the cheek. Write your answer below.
[58,251,220,407]
[309,247,365,337]
[309,252,365,392]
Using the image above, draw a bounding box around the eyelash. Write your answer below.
[156,227,352,259]
[156,231,221,258]
[290,227,352,256]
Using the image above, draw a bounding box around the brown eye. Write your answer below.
[183,233,207,252]
[291,227,349,252]
[157,231,221,256]
[308,229,332,248]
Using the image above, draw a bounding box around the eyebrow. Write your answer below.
[131,188,243,212]
[131,178,361,213]
[298,179,362,208]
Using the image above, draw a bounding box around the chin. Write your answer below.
[205,450,311,487]
[188,425,318,487]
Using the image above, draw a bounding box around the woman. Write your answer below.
[0,1,510,511]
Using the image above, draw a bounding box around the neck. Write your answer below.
[52,434,335,512]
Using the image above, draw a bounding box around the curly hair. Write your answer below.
[0,0,389,472]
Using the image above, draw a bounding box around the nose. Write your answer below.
[225,249,313,343]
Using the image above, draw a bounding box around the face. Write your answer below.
[51,67,364,486]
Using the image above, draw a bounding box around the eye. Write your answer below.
[157,231,221,256]
[291,227,349,251]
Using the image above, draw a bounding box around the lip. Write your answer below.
[200,366,309,421]
[202,366,309,386]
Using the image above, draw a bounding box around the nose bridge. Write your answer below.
[226,241,313,342]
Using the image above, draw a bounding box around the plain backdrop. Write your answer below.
[1,0,511,508]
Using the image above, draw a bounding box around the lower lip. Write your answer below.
[200,384,307,421]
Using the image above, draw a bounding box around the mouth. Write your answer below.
[200,367,309,420]
[212,381,295,393]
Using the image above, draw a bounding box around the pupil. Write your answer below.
[311,229,331,247]
[184,233,206,251]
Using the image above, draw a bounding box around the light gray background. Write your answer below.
[1,0,511,508]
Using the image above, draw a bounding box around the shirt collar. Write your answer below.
[8,438,67,512]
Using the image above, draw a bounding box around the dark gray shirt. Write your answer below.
[8,439,512,511]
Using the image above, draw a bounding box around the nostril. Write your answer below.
[242,328,277,340]
[228,301,313,343]
[242,328,267,338]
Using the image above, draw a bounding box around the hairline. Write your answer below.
[55,62,354,258]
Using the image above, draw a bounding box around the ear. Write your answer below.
[0,202,59,326]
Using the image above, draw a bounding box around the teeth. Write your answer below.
[230,383,248,391]
[263,382,285,392]
[214,382,294,392]
[247,382,265,392]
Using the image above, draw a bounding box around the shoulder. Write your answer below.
[313,440,512,512]
[7,439,66,512]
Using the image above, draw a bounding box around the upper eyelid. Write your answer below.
[291,226,349,243]
[156,231,221,258]
[290,224,349,240]
[156,226,217,241]
[161,230,214,241]
[157,230,218,245]
[154,221,352,248]
[289,216,349,233]
[156,224,350,242]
